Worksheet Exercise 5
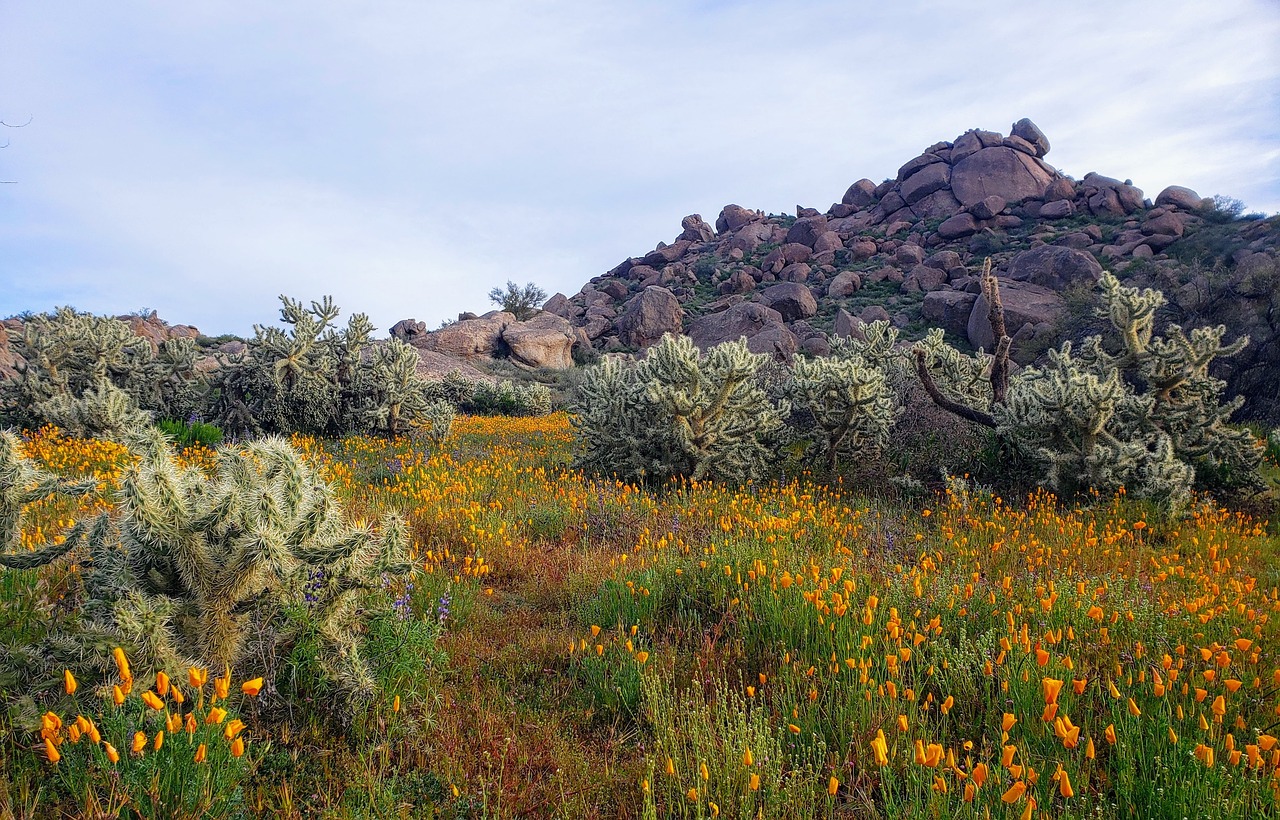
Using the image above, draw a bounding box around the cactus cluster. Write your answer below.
[915,270,1263,504]
[0,308,203,439]
[0,429,412,700]
[2,297,554,440]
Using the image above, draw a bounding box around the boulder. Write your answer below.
[970,195,1007,220]
[967,280,1064,351]
[760,282,818,321]
[899,162,951,205]
[950,131,984,164]
[1038,199,1075,219]
[895,243,926,267]
[785,215,830,248]
[615,286,684,349]
[419,312,514,358]
[833,308,865,339]
[937,212,979,239]
[601,279,631,301]
[541,293,576,319]
[715,204,761,233]
[412,349,498,382]
[949,146,1056,207]
[860,305,891,324]
[842,179,878,208]
[923,289,978,338]
[812,231,844,254]
[1043,177,1076,202]
[390,318,427,342]
[501,313,578,370]
[1154,186,1204,211]
[718,269,757,295]
[902,264,948,293]
[688,302,788,349]
[1005,245,1103,291]
[1142,211,1186,237]
[780,262,811,283]
[898,152,946,181]
[849,240,878,261]
[1116,183,1145,214]
[909,188,963,220]
[745,323,799,358]
[642,240,691,266]
[827,270,862,298]
[1010,118,1050,157]
[679,214,716,242]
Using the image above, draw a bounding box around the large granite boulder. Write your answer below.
[1005,246,1103,291]
[760,282,818,321]
[390,318,427,343]
[419,312,513,358]
[967,280,1064,351]
[949,146,1056,207]
[923,289,978,339]
[500,312,578,370]
[615,286,684,349]
[688,302,792,352]
[1155,185,1205,211]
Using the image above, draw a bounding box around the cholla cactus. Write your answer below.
[359,340,436,436]
[996,341,1195,505]
[0,432,101,569]
[915,265,1261,503]
[1,430,412,699]
[573,334,784,483]
[415,400,456,449]
[0,308,204,437]
[786,354,897,472]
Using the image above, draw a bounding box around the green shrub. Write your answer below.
[157,418,224,447]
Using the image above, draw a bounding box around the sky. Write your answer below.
[1,1,1278,337]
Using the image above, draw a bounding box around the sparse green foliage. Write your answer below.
[487,281,547,321]
[157,418,225,448]
[572,335,783,484]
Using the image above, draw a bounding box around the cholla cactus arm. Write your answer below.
[1099,272,1163,358]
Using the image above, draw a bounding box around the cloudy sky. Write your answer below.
[2,1,1278,336]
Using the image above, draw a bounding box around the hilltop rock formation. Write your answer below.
[497,117,1276,423]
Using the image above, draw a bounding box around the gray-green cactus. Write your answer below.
[572,334,784,484]
[0,308,205,437]
[0,430,412,699]
[416,400,456,449]
[785,354,897,472]
[913,266,1262,503]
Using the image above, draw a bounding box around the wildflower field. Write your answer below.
[2,417,1279,819]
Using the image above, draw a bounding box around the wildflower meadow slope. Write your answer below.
[1,415,1278,818]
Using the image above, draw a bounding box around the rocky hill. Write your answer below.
[3,119,1276,424]
[398,118,1279,423]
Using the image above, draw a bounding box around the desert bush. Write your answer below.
[572,335,784,484]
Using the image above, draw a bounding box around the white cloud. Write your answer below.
[1,0,1277,334]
